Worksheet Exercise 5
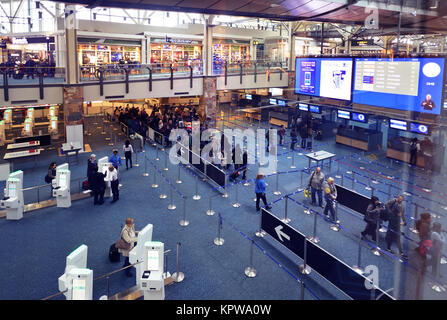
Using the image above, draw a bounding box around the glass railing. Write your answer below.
[0,66,66,85]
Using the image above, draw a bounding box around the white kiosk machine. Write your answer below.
[129,224,153,288]
[49,116,58,136]
[3,109,12,126]
[48,106,58,119]
[52,163,71,208]
[26,108,34,122]
[140,241,165,300]
[58,244,93,300]
[21,118,33,137]
[98,156,112,198]
[1,170,24,220]
[0,120,6,146]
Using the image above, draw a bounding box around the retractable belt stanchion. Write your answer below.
[335,161,341,179]
[255,210,265,238]
[155,145,160,161]
[176,165,182,184]
[281,195,291,223]
[206,188,215,216]
[298,170,304,192]
[134,150,140,167]
[159,177,167,199]
[299,238,311,275]
[232,182,241,208]
[142,156,149,177]
[214,214,225,245]
[163,250,170,279]
[300,281,305,300]
[341,173,344,187]
[193,175,201,200]
[163,151,168,171]
[172,242,185,283]
[371,222,381,256]
[273,173,281,196]
[352,240,364,274]
[410,203,420,234]
[352,171,355,189]
[244,239,257,278]
[179,197,189,226]
[309,210,319,243]
[168,185,176,210]
[290,151,296,169]
[151,165,158,188]
[388,183,392,196]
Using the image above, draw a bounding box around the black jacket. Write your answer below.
[90,171,106,191]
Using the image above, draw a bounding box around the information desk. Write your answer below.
[336,127,382,151]
[387,137,426,168]
[245,109,261,121]
[269,112,288,128]
[62,142,82,165]
[7,141,40,150]
[4,148,41,171]
[305,150,336,173]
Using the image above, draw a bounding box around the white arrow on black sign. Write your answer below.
[275,225,290,242]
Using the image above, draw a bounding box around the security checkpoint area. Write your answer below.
[0,0,447,312]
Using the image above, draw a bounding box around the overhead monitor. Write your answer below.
[353,57,445,114]
[351,112,368,123]
[277,99,287,107]
[245,94,252,100]
[389,119,408,131]
[147,250,160,271]
[269,98,277,105]
[337,110,351,119]
[309,105,321,114]
[269,88,283,96]
[298,103,309,111]
[295,57,353,101]
[409,122,430,135]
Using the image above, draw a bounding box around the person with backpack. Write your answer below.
[409,138,420,166]
[307,167,324,208]
[361,196,384,241]
[385,195,407,258]
[45,162,56,184]
[90,166,106,205]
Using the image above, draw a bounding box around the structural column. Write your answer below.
[65,5,78,84]
[202,15,214,76]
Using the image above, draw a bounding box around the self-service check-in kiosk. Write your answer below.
[49,116,58,137]
[52,163,71,208]
[3,109,12,128]
[129,224,153,289]
[58,244,93,300]
[0,120,6,146]
[140,241,165,300]
[1,170,24,220]
[98,156,112,198]
[21,118,33,137]
[48,106,58,120]
[26,108,34,121]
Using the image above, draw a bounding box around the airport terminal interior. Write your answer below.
[1,0,447,301]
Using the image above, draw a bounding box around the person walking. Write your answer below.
[90,166,106,205]
[87,154,97,188]
[109,149,122,171]
[323,177,337,222]
[118,218,139,277]
[255,173,272,212]
[409,138,420,166]
[123,140,134,170]
[361,196,384,241]
[300,124,309,149]
[430,222,445,278]
[278,125,285,146]
[106,164,120,203]
[385,195,407,257]
[307,167,324,208]
[290,129,297,151]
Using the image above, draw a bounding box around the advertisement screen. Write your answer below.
[245,94,252,100]
[298,103,309,111]
[269,98,277,105]
[269,88,283,96]
[309,105,321,113]
[389,119,408,131]
[295,58,353,101]
[351,112,367,123]
[353,57,445,114]
[409,122,430,135]
[337,110,351,119]
[277,99,287,107]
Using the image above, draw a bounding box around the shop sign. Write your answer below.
[12,37,28,45]
[165,36,196,44]
[352,39,374,46]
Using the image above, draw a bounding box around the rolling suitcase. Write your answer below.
[109,243,120,263]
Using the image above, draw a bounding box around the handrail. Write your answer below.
[21,176,87,192]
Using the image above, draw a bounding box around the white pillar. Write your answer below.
[65,5,79,84]
[202,15,214,76]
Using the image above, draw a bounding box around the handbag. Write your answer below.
[115,235,131,250]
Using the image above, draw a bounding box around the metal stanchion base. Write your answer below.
[179,219,189,226]
[441,257,447,265]
[335,174,342,179]
[346,171,353,174]
[134,164,140,167]
[206,209,215,216]
[297,188,304,192]
[193,195,201,200]
[222,193,229,198]
[299,265,312,275]
[330,224,340,232]
[379,227,387,233]
[309,236,319,244]
[298,153,303,156]
[304,209,311,215]
[410,228,419,234]
[244,267,257,278]
[232,203,241,208]
[151,184,159,188]
[214,238,225,246]
[163,168,169,171]
[273,191,281,195]
[162,271,171,279]
[243,182,250,187]
[154,158,160,161]
[159,194,167,199]
[371,248,381,256]
[202,177,208,181]
[172,272,185,283]
[281,218,291,224]
[176,180,183,184]
[372,180,379,184]
[105,137,111,141]
[360,167,365,170]
[286,156,291,159]
[290,165,296,169]
[352,266,364,275]
[108,142,114,146]
[403,191,411,196]
[365,186,372,191]
[168,204,176,210]
[430,283,446,292]
[255,230,266,238]
[142,173,149,176]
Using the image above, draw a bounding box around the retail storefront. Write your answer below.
[212,39,250,70]
[77,38,142,67]
[0,36,56,64]
[149,37,202,65]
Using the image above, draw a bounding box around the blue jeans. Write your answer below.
[324,199,336,221]
[311,187,322,206]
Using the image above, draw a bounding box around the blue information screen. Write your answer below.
[298,103,308,111]
[245,94,252,100]
[389,119,408,131]
[295,57,353,101]
[337,110,350,119]
[409,122,429,135]
[269,98,277,105]
[351,112,367,123]
[309,105,321,113]
[277,99,287,107]
[353,57,445,114]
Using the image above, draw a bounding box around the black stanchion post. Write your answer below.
[309,210,319,243]
[176,165,182,184]
[255,209,265,238]
[163,150,168,171]
[352,171,355,189]
[371,222,381,256]
[159,177,167,199]
[134,150,140,167]
[273,173,281,195]
[151,165,158,188]
[232,182,241,208]
[410,203,419,234]
[142,156,149,176]
[290,151,296,169]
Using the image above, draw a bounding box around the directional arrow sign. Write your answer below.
[274,225,290,242]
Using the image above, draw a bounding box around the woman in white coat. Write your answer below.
[119,217,139,277]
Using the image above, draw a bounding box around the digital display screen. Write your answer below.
[269,98,277,105]
[298,103,309,111]
[245,94,252,100]
[4,112,8,120]
[269,88,283,96]
[51,121,56,129]
[25,123,30,131]
[8,184,16,198]
[295,58,353,101]
[309,105,320,113]
[277,99,287,107]
[337,110,351,119]
[72,279,86,300]
[389,119,408,131]
[409,122,430,135]
[351,112,367,123]
[49,109,55,116]
[27,110,33,118]
[147,251,159,271]
[59,174,67,188]
[353,57,445,114]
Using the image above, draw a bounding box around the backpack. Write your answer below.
[44,174,52,183]
[417,239,433,257]
[109,243,120,263]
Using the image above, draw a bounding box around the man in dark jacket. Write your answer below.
[90,166,106,205]
[385,195,407,257]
